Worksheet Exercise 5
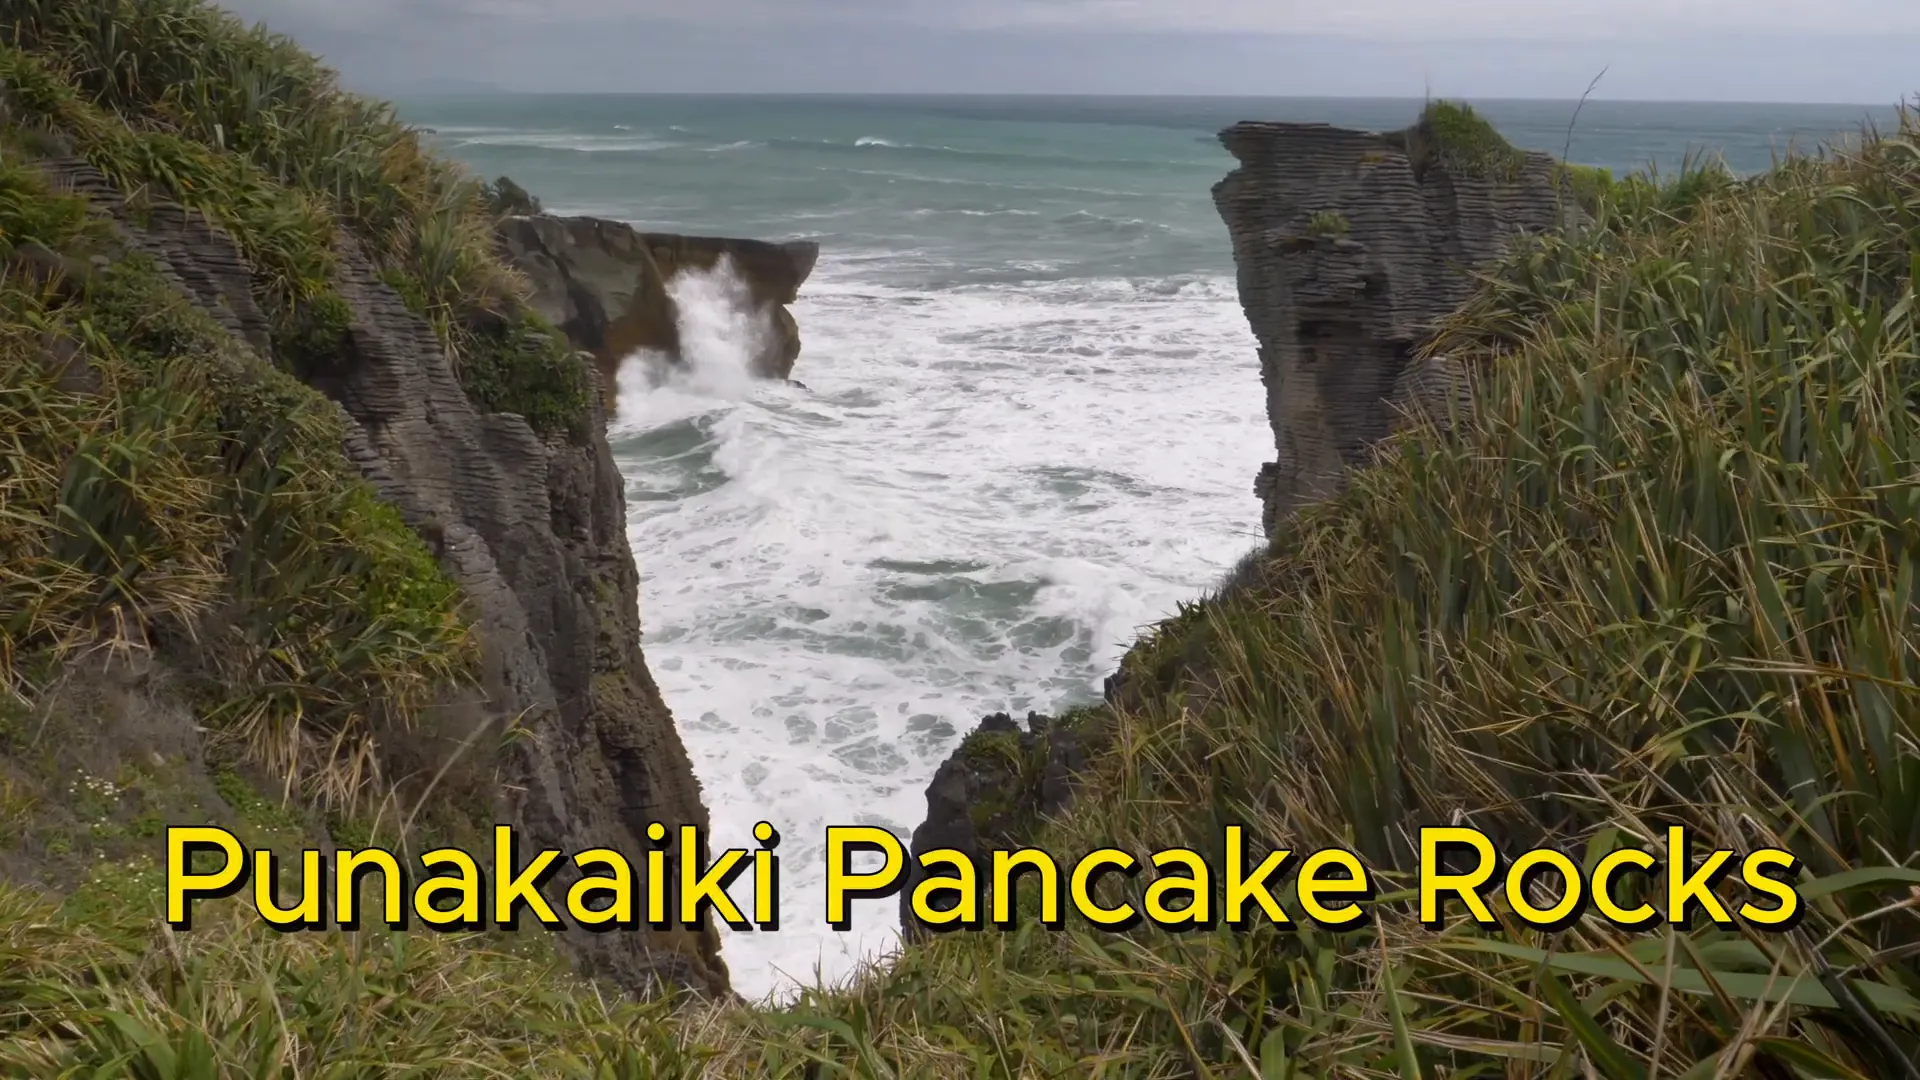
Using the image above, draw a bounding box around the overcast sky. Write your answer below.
[221,0,1915,104]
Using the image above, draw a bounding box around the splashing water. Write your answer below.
[616,256,774,420]
[413,91,1905,1005]
[608,254,1267,1003]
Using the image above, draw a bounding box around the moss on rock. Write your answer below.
[455,313,597,440]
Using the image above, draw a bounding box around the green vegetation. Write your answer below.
[1305,209,1351,237]
[1553,161,1614,215]
[1391,99,1529,181]
[482,174,542,217]
[0,163,474,810]
[4,0,1920,1074]
[950,710,1103,841]
[0,0,593,437]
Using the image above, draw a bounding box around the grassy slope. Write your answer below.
[3,3,1919,1075]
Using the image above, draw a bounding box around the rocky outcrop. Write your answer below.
[1212,117,1574,536]
[898,112,1581,933]
[42,157,730,999]
[897,711,1088,942]
[496,213,818,393]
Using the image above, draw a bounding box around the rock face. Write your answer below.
[1212,119,1573,537]
[897,712,1087,942]
[43,157,730,999]
[496,214,818,393]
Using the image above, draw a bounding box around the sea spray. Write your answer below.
[419,94,1900,1004]
[615,256,776,417]
[464,104,1272,1004]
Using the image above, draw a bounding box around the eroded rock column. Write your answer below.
[1212,120,1571,535]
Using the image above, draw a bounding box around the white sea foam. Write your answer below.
[610,254,1266,1003]
[907,207,1042,219]
[452,131,678,153]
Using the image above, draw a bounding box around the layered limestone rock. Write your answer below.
[495,213,818,393]
[1212,116,1575,536]
[42,157,730,999]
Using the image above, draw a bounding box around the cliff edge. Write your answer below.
[1212,104,1576,535]
[0,9,728,1002]
[34,153,731,999]
[496,211,819,395]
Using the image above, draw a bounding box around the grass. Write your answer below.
[1306,210,1351,237]
[0,885,710,1078]
[0,148,472,812]
[4,1,1920,1074]
[0,0,594,438]
[1553,162,1615,215]
[1390,99,1529,182]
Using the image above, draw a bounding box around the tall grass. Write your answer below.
[1048,121,1920,1074]
[0,157,473,809]
[0,0,592,438]
[0,885,710,1078]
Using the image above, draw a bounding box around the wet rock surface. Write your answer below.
[496,213,818,393]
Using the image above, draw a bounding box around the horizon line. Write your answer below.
[379,88,1900,110]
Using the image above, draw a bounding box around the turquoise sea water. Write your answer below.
[404,94,1900,1000]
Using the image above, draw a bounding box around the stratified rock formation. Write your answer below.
[40,156,730,1000]
[496,213,818,392]
[1212,112,1575,536]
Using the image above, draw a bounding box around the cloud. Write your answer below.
[215,0,1918,102]
[225,0,1920,39]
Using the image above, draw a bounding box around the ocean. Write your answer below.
[401,94,1898,1002]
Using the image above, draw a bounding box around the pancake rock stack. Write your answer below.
[1211,116,1576,536]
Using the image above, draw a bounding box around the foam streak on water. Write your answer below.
[611,257,1266,1001]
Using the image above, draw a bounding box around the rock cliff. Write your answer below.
[1211,111,1575,536]
[40,156,730,999]
[496,212,819,394]
[899,106,1582,935]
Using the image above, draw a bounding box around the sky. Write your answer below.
[219,0,1916,104]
